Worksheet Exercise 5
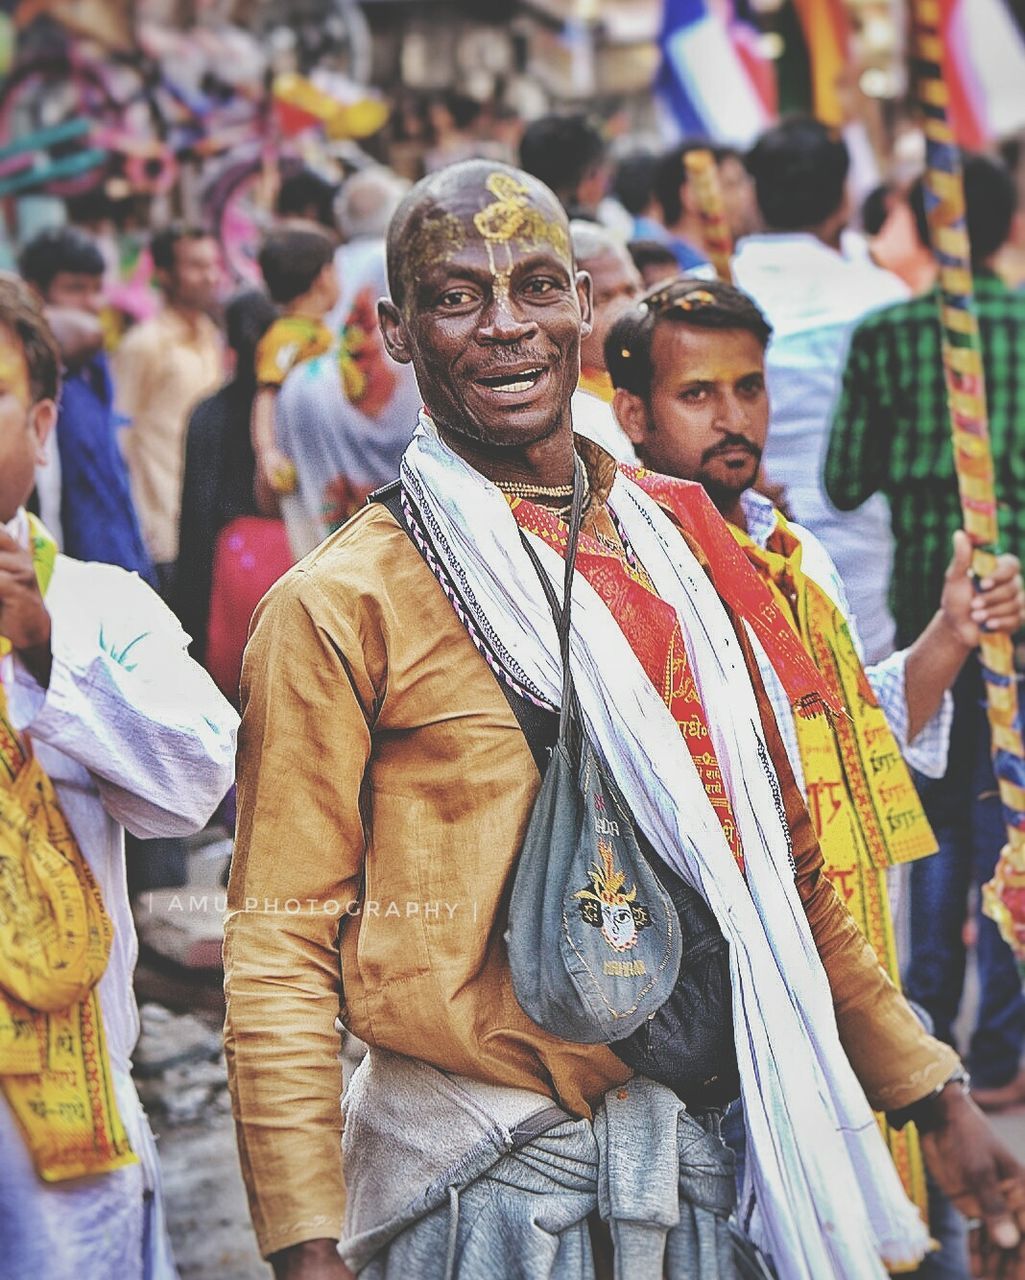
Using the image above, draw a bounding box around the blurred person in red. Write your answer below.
[173,289,289,703]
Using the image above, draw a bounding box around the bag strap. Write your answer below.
[516,455,586,750]
[369,480,558,773]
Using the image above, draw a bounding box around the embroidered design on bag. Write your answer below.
[573,839,652,955]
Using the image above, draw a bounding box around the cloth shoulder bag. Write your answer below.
[505,460,682,1043]
[370,473,739,1102]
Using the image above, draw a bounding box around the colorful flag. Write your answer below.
[658,0,772,145]
[941,0,1025,145]
[790,0,850,126]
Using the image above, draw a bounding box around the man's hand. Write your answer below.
[920,1084,1025,1278]
[940,530,1025,649]
[270,1238,353,1280]
[0,528,52,687]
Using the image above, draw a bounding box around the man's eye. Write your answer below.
[438,289,475,307]
[680,386,707,403]
[738,377,765,396]
[524,278,557,296]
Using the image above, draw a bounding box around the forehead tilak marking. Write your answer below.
[401,209,467,302]
[0,342,31,407]
[472,172,571,310]
[473,172,570,260]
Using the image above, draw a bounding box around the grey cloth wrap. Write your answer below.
[340,1049,739,1279]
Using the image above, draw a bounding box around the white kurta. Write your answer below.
[732,233,909,662]
[0,511,239,1280]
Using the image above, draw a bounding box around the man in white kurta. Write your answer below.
[0,280,238,1279]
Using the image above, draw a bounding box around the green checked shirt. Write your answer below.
[825,271,1025,648]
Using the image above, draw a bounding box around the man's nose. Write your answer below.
[478,293,538,343]
[716,393,752,434]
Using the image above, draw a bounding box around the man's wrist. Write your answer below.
[15,612,54,689]
[887,1068,971,1133]
[270,1236,343,1279]
[18,643,52,688]
[934,604,975,654]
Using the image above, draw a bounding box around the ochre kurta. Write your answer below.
[225,457,957,1259]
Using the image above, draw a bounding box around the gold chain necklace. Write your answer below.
[494,480,575,498]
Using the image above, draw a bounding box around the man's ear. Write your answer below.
[612,387,649,448]
[575,270,594,339]
[377,297,412,365]
[30,399,57,466]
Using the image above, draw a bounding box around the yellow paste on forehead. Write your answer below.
[0,341,31,408]
[472,172,571,308]
[401,211,467,302]
[473,173,570,259]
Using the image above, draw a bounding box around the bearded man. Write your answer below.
[605,274,1025,1278]
[225,162,1025,1280]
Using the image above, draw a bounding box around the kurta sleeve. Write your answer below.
[8,560,237,837]
[792,521,953,780]
[224,567,374,1259]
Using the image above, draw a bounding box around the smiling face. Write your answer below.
[380,167,593,458]
[615,323,768,521]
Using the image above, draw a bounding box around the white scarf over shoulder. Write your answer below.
[401,415,929,1279]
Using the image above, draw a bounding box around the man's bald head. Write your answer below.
[569,220,622,268]
[385,160,572,312]
[568,221,641,375]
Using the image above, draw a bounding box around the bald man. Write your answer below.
[225,161,1025,1280]
[568,221,641,462]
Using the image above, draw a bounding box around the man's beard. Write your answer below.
[696,441,762,514]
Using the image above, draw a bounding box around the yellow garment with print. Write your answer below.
[0,517,134,1180]
[732,510,937,1228]
[255,315,333,388]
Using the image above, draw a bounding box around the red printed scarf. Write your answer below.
[510,496,747,871]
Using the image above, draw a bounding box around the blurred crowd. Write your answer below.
[5,92,1025,1280]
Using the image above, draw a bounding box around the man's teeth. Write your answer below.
[483,369,543,392]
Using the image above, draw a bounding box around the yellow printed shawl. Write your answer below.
[732,510,937,1228]
[0,516,134,1180]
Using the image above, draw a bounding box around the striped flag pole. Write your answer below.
[911,0,1025,962]
[683,149,734,283]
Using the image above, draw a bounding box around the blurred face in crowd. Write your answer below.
[614,322,768,522]
[578,244,642,374]
[45,271,104,316]
[162,235,222,313]
[0,330,55,523]
[380,166,592,458]
[717,154,758,240]
[576,160,611,217]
